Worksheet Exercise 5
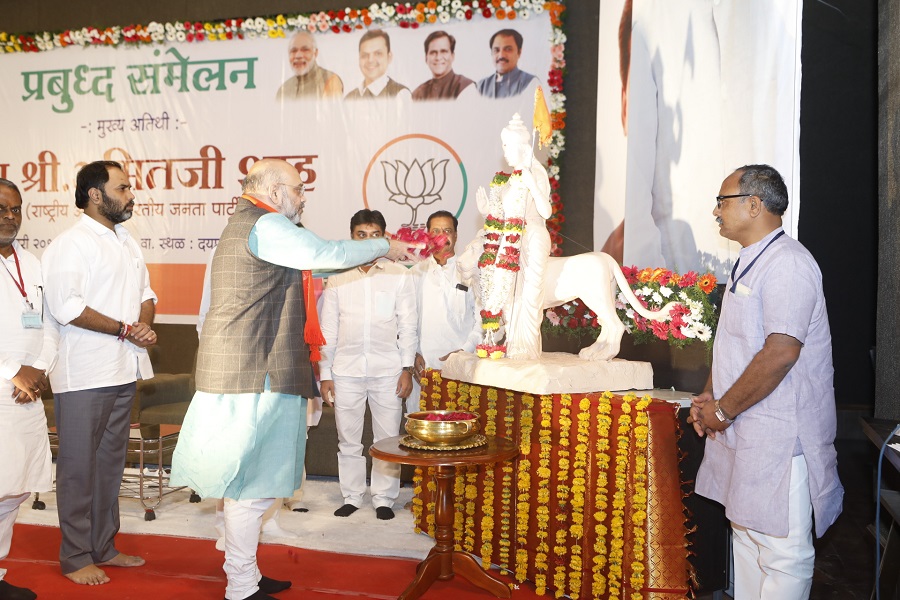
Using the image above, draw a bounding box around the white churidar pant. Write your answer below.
[222,497,275,600]
[732,454,815,600]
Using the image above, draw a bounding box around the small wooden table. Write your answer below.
[370,435,519,600]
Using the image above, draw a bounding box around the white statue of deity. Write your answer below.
[459,113,680,365]
[474,113,552,360]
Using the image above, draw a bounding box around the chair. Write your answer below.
[37,346,197,520]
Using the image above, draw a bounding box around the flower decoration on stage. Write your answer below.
[543,266,719,350]
[391,227,449,259]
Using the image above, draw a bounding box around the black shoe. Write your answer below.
[0,580,38,600]
[224,589,276,600]
[334,504,359,517]
[258,575,291,594]
[376,506,395,520]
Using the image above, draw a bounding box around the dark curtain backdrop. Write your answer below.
[0,0,876,406]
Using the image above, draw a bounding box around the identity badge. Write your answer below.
[22,309,42,329]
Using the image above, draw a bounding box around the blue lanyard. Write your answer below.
[729,230,785,294]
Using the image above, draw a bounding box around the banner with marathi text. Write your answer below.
[0,6,561,322]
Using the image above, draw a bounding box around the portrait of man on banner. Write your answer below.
[593,0,802,279]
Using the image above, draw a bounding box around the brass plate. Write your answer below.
[399,434,488,451]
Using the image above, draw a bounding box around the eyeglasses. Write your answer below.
[715,194,752,209]
[429,228,456,235]
[280,182,306,196]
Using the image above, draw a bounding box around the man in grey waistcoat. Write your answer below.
[171,159,417,600]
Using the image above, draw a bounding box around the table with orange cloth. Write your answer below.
[411,370,691,600]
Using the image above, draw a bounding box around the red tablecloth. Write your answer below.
[411,370,690,600]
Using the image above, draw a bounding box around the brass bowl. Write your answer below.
[405,410,481,446]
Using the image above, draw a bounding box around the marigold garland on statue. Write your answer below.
[477,171,526,359]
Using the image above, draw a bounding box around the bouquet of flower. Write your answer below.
[391,227,449,259]
[543,266,720,350]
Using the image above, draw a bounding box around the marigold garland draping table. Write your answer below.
[411,370,689,600]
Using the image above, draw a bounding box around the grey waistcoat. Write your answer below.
[195,199,316,397]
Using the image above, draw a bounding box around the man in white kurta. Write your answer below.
[171,161,416,600]
[409,211,481,414]
[0,180,56,600]
[690,165,842,600]
[318,210,417,521]
[42,161,158,587]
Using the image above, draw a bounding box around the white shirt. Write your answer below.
[0,241,58,400]
[411,255,481,368]
[42,215,157,393]
[355,74,412,100]
[319,260,417,380]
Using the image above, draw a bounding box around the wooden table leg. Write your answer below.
[451,551,512,598]
[398,465,510,600]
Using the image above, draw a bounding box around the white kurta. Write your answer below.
[0,241,55,496]
[411,255,481,368]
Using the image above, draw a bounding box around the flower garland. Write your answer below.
[464,383,481,552]
[480,384,498,568]
[477,171,526,359]
[515,392,535,582]
[497,390,516,570]
[591,391,613,598]
[553,394,573,596]
[568,396,591,598]
[534,394,554,595]
[629,395,652,599]
[607,394,633,599]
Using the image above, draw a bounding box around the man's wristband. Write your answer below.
[117,322,131,342]
[714,400,735,424]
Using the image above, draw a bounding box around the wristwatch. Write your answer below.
[404,366,415,375]
[714,400,734,425]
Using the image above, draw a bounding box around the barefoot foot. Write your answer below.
[64,564,110,585]
[98,553,145,568]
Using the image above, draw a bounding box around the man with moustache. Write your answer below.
[345,29,410,100]
[476,29,537,98]
[412,31,475,101]
[42,160,158,587]
[688,165,842,599]
[408,210,481,414]
[0,179,56,600]
[275,30,343,100]
[171,160,417,600]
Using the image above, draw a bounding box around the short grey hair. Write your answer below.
[737,164,789,216]
[241,163,283,195]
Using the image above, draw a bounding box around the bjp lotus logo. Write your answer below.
[381,158,449,227]
[362,134,467,230]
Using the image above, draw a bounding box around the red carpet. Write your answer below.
[5,524,543,599]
